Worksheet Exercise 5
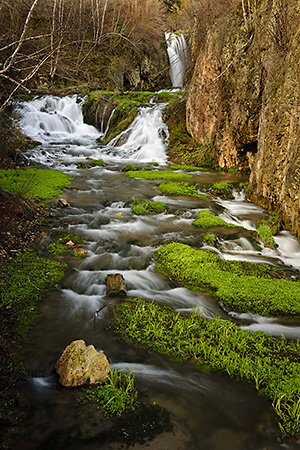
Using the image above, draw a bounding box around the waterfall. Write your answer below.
[165,32,190,88]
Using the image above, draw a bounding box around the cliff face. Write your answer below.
[186,0,300,236]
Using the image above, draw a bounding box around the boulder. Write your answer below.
[57,198,70,208]
[105,273,127,297]
[55,339,110,387]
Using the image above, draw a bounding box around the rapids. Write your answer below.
[16,95,300,450]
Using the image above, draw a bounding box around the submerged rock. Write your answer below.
[55,339,110,387]
[106,273,127,297]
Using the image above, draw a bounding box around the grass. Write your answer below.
[78,369,139,418]
[126,169,192,181]
[154,242,300,317]
[131,198,166,215]
[158,182,209,199]
[108,297,300,438]
[0,251,66,341]
[0,168,71,201]
[193,210,240,228]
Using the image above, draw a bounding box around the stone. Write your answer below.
[106,273,127,297]
[57,198,69,208]
[66,240,74,246]
[73,248,87,255]
[55,339,110,387]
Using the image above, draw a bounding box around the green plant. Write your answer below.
[79,161,89,169]
[91,159,105,167]
[193,210,239,228]
[256,224,277,249]
[158,182,209,199]
[203,233,218,247]
[122,163,139,172]
[169,164,206,171]
[131,198,166,215]
[82,369,139,417]
[126,169,192,181]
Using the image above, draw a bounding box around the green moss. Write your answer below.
[257,211,282,235]
[122,163,139,172]
[131,199,166,215]
[79,369,139,418]
[154,242,300,317]
[91,159,105,167]
[158,182,210,199]
[0,168,71,201]
[49,230,84,255]
[256,224,278,249]
[78,161,89,169]
[193,210,239,228]
[109,297,300,438]
[126,169,192,181]
[0,251,66,341]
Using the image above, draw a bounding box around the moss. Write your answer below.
[158,182,210,199]
[0,168,71,201]
[169,163,207,171]
[109,297,300,438]
[122,163,139,172]
[126,169,192,181]
[78,161,89,169]
[203,233,218,247]
[154,242,300,317]
[49,230,84,256]
[193,210,239,228]
[131,199,166,215]
[91,159,105,167]
[257,211,282,235]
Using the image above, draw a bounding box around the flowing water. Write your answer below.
[15,95,300,450]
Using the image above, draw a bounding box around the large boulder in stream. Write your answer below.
[106,273,127,297]
[55,340,110,387]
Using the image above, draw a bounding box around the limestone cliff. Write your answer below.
[187,0,300,236]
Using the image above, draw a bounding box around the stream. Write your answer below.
[15,94,300,450]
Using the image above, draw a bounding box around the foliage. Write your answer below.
[78,161,89,169]
[154,242,300,317]
[193,210,239,228]
[203,233,218,247]
[0,251,66,341]
[158,181,209,199]
[256,224,278,250]
[91,159,105,167]
[0,168,71,201]
[257,211,282,235]
[126,169,192,180]
[109,297,300,438]
[49,229,84,256]
[81,369,139,418]
[122,163,139,172]
[131,198,166,215]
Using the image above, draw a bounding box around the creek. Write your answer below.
[15,94,300,450]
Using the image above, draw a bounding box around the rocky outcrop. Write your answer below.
[186,0,300,236]
[55,340,110,387]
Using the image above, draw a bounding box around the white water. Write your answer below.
[16,95,300,450]
[165,32,190,88]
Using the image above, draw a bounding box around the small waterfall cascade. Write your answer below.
[165,31,190,88]
[16,95,100,143]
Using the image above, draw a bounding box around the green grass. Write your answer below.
[193,210,240,228]
[0,251,66,341]
[154,242,300,317]
[131,198,166,215]
[79,369,139,418]
[158,182,209,199]
[169,164,206,171]
[126,169,192,181]
[109,297,300,438]
[256,224,278,249]
[0,168,71,201]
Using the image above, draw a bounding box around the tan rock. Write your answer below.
[73,248,87,255]
[106,273,127,297]
[57,198,70,208]
[55,340,110,387]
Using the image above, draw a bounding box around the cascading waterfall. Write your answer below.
[14,94,300,450]
[165,31,190,88]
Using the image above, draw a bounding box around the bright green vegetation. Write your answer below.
[158,182,209,199]
[79,369,139,418]
[91,159,104,167]
[122,163,139,172]
[0,251,66,341]
[154,242,300,317]
[256,224,278,250]
[169,164,206,171]
[211,182,234,198]
[193,210,239,229]
[78,161,89,169]
[49,229,84,256]
[257,212,282,235]
[0,168,71,201]
[131,198,166,215]
[109,297,300,438]
[126,169,192,181]
[203,233,218,247]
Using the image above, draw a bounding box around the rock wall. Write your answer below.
[186,0,300,236]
